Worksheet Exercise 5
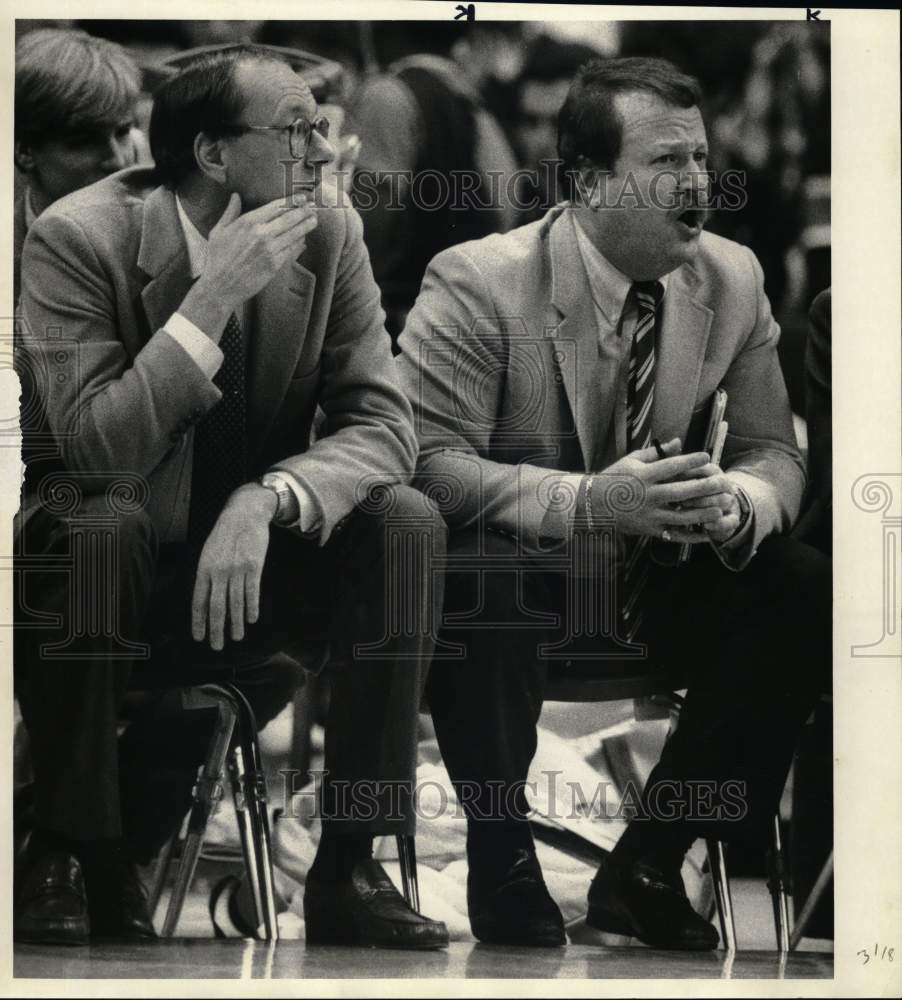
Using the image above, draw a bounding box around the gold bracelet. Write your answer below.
[584,474,596,532]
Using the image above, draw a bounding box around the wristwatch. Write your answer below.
[260,471,299,526]
[725,485,752,541]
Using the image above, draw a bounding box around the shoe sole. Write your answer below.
[471,915,566,948]
[586,905,717,952]
[472,931,566,948]
[90,931,158,942]
[304,906,449,950]
[15,927,89,947]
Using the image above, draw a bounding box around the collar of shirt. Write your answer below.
[572,212,670,327]
[175,193,209,279]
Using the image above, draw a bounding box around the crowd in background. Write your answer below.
[15,18,830,352]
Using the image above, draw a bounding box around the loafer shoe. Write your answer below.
[468,848,566,947]
[15,850,90,946]
[304,859,449,949]
[587,855,719,951]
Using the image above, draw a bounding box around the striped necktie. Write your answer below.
[187,312,249,550]
[621,281,663,641]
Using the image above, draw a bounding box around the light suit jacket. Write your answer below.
[396,206,804,567]
[18,166,417,543]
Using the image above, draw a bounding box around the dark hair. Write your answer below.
[149,44,290,187]
[557,56,702,177]
[520,36,600,86]
[15,28,140,145]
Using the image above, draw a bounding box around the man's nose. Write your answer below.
[678,163,710,199]
[304,127,336,168]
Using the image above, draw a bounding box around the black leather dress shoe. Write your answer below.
[468,848,566,947]
[304,859,449,949]
[15,851,90,946]
[89,861,157,941]
[587,855,719,951]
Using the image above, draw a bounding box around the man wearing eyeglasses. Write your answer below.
[16,45,448,949]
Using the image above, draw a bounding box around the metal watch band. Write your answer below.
[260,472,297,526]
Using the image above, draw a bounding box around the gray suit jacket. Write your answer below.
[397,206,804,567]
[18,166,417,543]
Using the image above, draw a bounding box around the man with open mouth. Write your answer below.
[397,55,829,951]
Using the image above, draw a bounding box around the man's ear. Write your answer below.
[14,140,35,175]
[193,132,228,185]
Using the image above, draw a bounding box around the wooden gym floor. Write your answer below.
[13,939,831,981]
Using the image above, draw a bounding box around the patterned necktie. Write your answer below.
[187,312,248,549]
[621,281,663,642]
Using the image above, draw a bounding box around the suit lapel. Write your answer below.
[654,264,713,442]
[547,210,604,471]
[138,186,194,340]
[246,260,315,443]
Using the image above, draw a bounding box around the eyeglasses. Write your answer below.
[220,115,330,159]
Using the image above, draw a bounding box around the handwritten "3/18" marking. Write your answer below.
[858,944,895,965]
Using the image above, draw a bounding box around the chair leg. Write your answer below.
[147,834,175,921]
[767,815,791,953]
[226,684,280,942]
[227,745,263,935]
[160,696,236,938]
[789,849,833,951]
[396,834,420,912]
[706,839,737,952]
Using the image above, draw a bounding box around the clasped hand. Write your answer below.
[592,437,740,544]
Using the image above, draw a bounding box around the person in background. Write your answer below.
[512,34,600,222]
[14,28,143,303]
[348,22,521,345]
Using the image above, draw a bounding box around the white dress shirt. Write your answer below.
[572,216,754,560]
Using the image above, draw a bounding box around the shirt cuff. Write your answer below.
[711,483,756,569]
[272,471,323,535]
[164,312,224,380]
